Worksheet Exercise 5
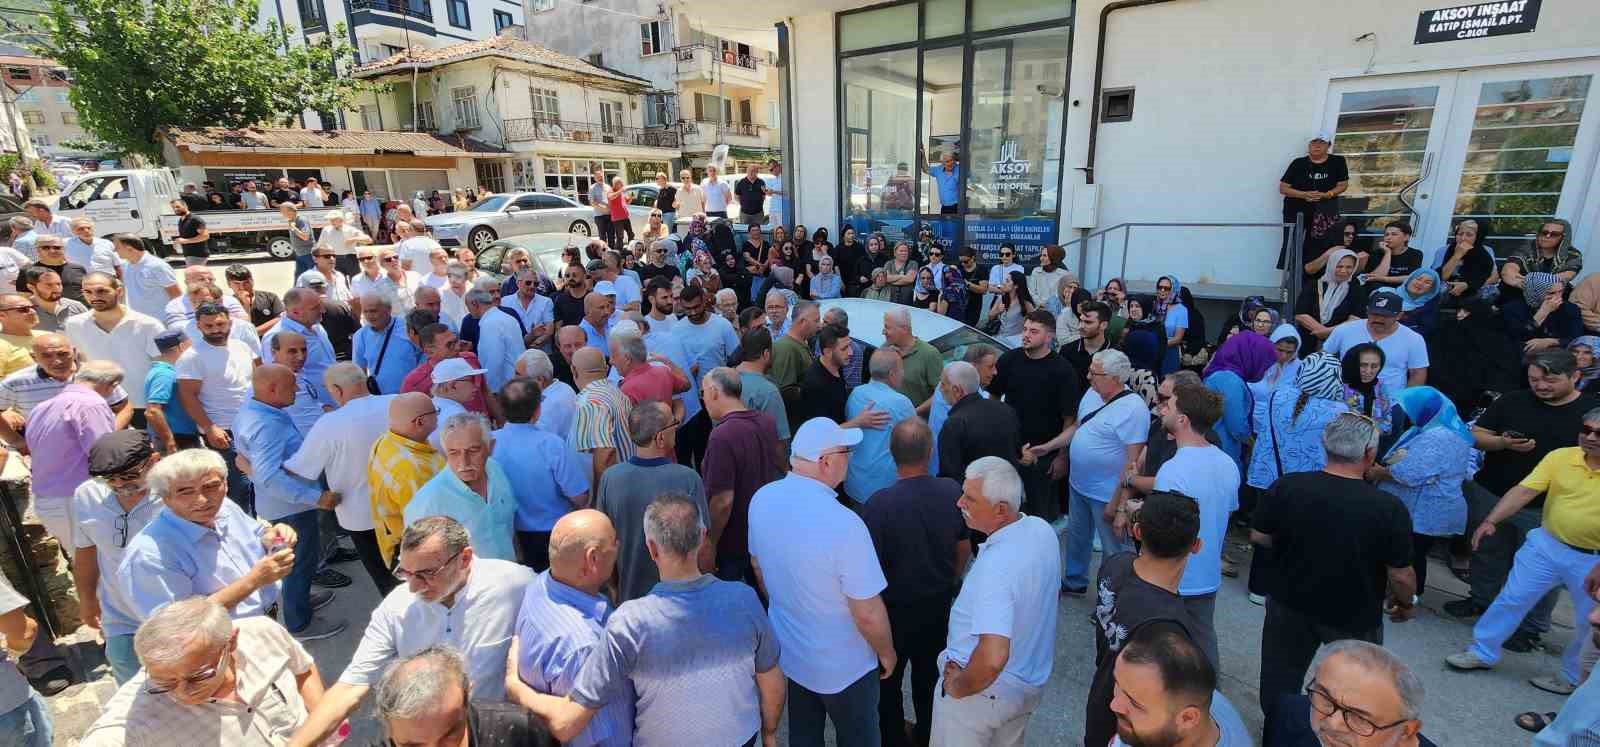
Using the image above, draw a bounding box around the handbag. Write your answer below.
[366,322,395,395]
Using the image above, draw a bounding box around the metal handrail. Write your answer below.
[502,117,680,148]
[350,0,433,22]
[1062,220,1302,305]
[672,44,761,71]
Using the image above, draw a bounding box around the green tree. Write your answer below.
[34,0,369,160]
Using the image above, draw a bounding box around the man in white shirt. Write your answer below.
[501,269,554,349]
[163,266,248,330]
[516,349,577,443]
[1150,381,1239,667]
[237,180,268,210]
[395,220,443,272]
[374,248,423,314]
[315,210,370,279]
[285,516,536,747]
[747,417,896,743]
[110,234,179,319]
[1322,289,1429,392]
[64,272,165,415]
[23,198,71,238]
[65,218,121,276]
[285,361,398,596]
[466,286,524,393]
[765,159,786,224]
[299,177,327,208]
[935,456,1060,745]
[701,165,732,219]
[1062,349,1151,592]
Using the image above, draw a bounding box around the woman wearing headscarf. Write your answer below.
[1245,351,1351,601]
[1437,218,1497,301]
[1153,275,1188,375]
[1396,267,1444,336]
[1503,271,1584,351]
[1177,285,1208,366]
[1340,343,1396,435]
[1249,324,1303,404]
[1367,386,1473,597]
[1569,335,1600,394]
[1122,296,1166,376]
[1293,248,1363,355]
[1202,321,1278,470]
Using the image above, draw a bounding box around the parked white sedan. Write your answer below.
[816,298,1016,362]
[424,192,594,251]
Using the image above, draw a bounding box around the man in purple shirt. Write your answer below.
[25,359,121,546]
[699,367,781,589]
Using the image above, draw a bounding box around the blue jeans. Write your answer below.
[660,211,676,235]
[293,253,315,278]
[788,669,881,747]
[106,633,140,685]
[0,689,51,747]
[1471,528,1600,685]
[1062,487,1131,590]
[277,509,323,633]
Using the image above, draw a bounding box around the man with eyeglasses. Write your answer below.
[1265,639,1434,746]
[1503,218,1582,290]
[493,377,590,574]
[373,247,422,315]
[984,243,1022,323]
[70,431,164,683]
[0,333,131,452]
[22,235,87,306]
[287,516,536,747]
[503,269,554,351]
[0,290,42,350]
[80,597,322,747]
[298,252,355,307]
[1106,621,1251,747]
[350,246,385,298]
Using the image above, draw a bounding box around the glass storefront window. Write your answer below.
[842,50,918,236]
[839,3,918,53]
[924,0,964,39]
[972,0,1072,32]
[920,46,964,223]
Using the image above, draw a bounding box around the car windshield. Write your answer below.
[929,326,1004,365]
[465,195,511,213]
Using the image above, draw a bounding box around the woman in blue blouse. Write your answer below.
[1154,274,1189,375]
[809,255,842,300]
[1368,386,1473,596]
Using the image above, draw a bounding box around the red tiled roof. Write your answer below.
[164,127,505,154]
[351,35,649,87]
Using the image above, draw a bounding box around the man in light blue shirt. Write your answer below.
[262,287,338,403]
[406,412,519,561]
[507,509,632,747]
[927,150,962,214]
[672,286,741,422]
[233,364,345,639]
[496,378,590,572]
[118,448,296,623]
[844,349,917,503]
[353,291,423,395]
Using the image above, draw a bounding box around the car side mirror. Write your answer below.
[505,205,521,213]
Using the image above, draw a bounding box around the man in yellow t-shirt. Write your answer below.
[367,392,444,564]
[0,337,30,377]
[1447,407,1600,691]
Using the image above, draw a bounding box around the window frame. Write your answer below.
[640,20,666,56]
[529,87,560,123]
[20,110,44,126]
[447,0,470,29]
[451,86,481,130]
[494,9,514,31]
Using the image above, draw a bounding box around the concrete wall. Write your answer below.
[522,0,678,92]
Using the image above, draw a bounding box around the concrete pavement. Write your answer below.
[39,256,1581,743]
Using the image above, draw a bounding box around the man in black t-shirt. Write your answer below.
[1445,350,1599,644]
[1251,412,1415,719]
[169,198,210,266]
[990,309,1080,520]
[797,324,852,425]
[956,247,989,327]
[1366,221,1426,288]
[733,164,768,227]
[1278,133,1349,266]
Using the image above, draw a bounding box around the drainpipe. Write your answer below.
[775,20,795,228]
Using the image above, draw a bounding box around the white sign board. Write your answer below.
[158,208,341,241]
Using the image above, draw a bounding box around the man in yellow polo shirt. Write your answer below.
[367,392,444,564]
[1447,406,1600,693]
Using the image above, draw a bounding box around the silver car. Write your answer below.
[424,192,594,252]
[816,298,1016,363]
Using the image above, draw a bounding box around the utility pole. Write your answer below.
[716,41,725,159]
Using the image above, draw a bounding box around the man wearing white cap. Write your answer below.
[428,357,486,452]
[1278,132,1348,264]
[747,416,896,745]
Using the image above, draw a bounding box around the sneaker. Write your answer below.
[311,590,335,611]
[1530,674,1577,695]
[325,546,360,564]
[312,568,352,588]
[28,666,72,696]
[1446,650,1494,671]
[1443,598,1488,619]
[1504,630,1544,653]
[1248,593,1266,606]
[290,618,348,642]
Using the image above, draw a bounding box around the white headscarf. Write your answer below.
[1317,248,1357,325]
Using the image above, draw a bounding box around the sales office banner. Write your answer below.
[1415,0,1540,44]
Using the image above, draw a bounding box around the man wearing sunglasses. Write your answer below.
[70,431,164,684]
[288,516,535,747]
[1502,218,1582,290]
[80,597,324,746]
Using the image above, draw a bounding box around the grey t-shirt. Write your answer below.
[593,458,709,602]
[571,574,779,747]
[739,371,791,441]
[589,183,608,215]
[0,574,34,714]
[290,216,315,255]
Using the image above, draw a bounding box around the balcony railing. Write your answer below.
[673,44,759,71]
[680,119,765,139]
[504,118,681,148]
[350,0,433,22]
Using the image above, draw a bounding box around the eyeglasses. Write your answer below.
[1539,230,1565,238]
[393,547,465,582]
[313,253,334,259]
[0,303,34,313]
[1306,682,1410,737]
[145,647,229,695]
[103,463,148,488]
[410,408,440,426]
[1580,425,1600,438]
[1000,252,1014,258]
[381,257,399,264]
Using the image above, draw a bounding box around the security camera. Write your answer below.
[1036,83,1063,97]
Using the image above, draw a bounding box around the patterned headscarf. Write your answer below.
[1523,271,1559,309]
[1294,351,1345,402]
[1569,335,1600,388]
[688,213,708,237]
[1154,275,1183,319]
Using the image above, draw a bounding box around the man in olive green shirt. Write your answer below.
[883,306,942,407]
[770,300,819,435]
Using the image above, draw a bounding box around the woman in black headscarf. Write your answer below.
[1122,295,1167,376]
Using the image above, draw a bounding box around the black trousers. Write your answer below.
[594,214,614,248]
[675,408,712,470]
[1017,460,1060,522]
[881,595,951,747]
[335,253,359,279]
[349,529,396,597]
[1258,599,1381,719]
[517,530,553,572]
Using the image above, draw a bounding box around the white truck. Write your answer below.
[54,168,339,259]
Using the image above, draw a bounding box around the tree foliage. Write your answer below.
[34,0,369,160]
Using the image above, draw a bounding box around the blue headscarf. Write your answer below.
[1154,275,1183,319]
[1398,268,1443,311]
[1385,386,1473,460]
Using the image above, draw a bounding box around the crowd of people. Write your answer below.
[0,153,1597,747]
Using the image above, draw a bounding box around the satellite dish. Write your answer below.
[710,144,729,172]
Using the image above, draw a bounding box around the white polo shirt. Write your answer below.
[397,236,443,269]
[284,394,394,531]
[748,472,887,694]
[174,338,255,430]
[64,310,164,407]
[702,179,732,213]
[940,514,1061,696]
[66,236,120,275]
[339,558,535,701]
[183,317,261,357]
[122,253,179,320]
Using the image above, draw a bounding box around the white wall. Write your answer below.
[522,0,678,92]
[788,12,841,233]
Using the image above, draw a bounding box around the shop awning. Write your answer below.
[163,127,508,159]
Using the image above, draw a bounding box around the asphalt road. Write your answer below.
[40,256,1581,743]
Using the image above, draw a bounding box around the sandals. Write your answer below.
[1515,711,1557,733]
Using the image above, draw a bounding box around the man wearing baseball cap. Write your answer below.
[144,329,199,454]
[1323,289,1430,392]
[747,416,897,741]
[1278,131,1349,267]
[428,357,487,451]
[71,430,164,683]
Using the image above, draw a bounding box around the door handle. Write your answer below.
[130,209,140,219]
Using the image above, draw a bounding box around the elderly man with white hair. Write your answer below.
[516,348,577,440]
[935,357,1018,484]
[933,456,1060,745]
[405,413,518,561]
[763,289,791,339]
[79,597,326,747]
[466,285,524,392]
[1042,348,1150,595]
[502,268,554,350]
[314,208,371,278]
[715,287,739,324]
[65,216,120,275]
[882,305,944,408]
[376,647,556,747]
[353,290,423,395]
[1264,639,1433,746]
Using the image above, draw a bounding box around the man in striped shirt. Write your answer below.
[570,346,634,489]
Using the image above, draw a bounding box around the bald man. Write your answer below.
[554,324,586,387]
[235,364,346,640]
[571,346,633,489]
[267,329,331,436]
[577,292,613,350]
[509,509,632,744]
[369,392,446,564]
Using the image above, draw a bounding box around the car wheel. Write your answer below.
[266,236,295,259]
[568,220,590,237]
[469,226,498,251]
